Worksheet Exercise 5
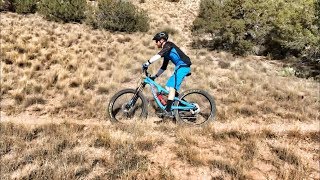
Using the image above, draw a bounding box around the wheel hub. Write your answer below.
[191,103,200,114]
[122,103,131,113]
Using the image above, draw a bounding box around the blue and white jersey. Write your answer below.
[158,41,192,70]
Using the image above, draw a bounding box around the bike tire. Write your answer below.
[107,89,148,123]
[174,89,216,126]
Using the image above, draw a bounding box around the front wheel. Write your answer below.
[107,89,148,123]
[174,89,216,126]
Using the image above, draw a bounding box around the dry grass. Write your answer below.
[210,159,246,179]
[158,166,175,180]
[0,121,161,179]
[173,146,207,166]
[270,146,302,167]
[1,119,319,179]
[0,0,319,179]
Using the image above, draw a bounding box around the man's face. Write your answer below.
[155,40,162,48]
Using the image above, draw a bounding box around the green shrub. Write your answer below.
[0,1,4,11]
[38,0,86,23]
[0,0,15,12]
[193,0,272,55]
[192,0,258,55]
[85,4,99,29]
[316,0,320,27]
[92,0,149,32]
[0,0,37,13]
[192,0,320,58]
[267,0,319,58]
[14,0,38,14]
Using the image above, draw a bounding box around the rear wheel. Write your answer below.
[174,89,216,126]
[107,89,148,123]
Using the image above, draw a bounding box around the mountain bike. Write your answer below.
[107,69,216,126]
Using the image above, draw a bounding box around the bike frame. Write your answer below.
[142,77,196,111]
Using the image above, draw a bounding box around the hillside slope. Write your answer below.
[0,0,319,179]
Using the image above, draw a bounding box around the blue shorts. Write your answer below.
[166,66,191,91]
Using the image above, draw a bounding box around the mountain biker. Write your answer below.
[142,32,192,117]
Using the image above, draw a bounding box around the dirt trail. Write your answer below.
[1,111,318,133]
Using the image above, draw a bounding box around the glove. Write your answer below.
[150,76,157,81]
[142,62,149,70]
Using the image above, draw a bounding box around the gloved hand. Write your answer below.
[150,76,157,81]
[142,62,150,70]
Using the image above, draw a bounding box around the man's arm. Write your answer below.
[154,58,169,77]
[155,69,165,77]
[144,54,161,66]
[144,42,171,66]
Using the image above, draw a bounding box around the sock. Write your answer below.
[165,100,173,112]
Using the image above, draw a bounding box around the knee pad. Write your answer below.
[166,87,175,100]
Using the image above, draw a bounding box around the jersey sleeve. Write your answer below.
[160,58,169,70]
[158,43,172,57]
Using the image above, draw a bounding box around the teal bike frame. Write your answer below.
[143,76,196,111]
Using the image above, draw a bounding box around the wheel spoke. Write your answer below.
[199,112,209,120]
[113,107,122,115]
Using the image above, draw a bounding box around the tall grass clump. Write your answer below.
[38,0,86,23]
[89,0,149,32]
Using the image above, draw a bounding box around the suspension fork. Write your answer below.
[126,82,146,108]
